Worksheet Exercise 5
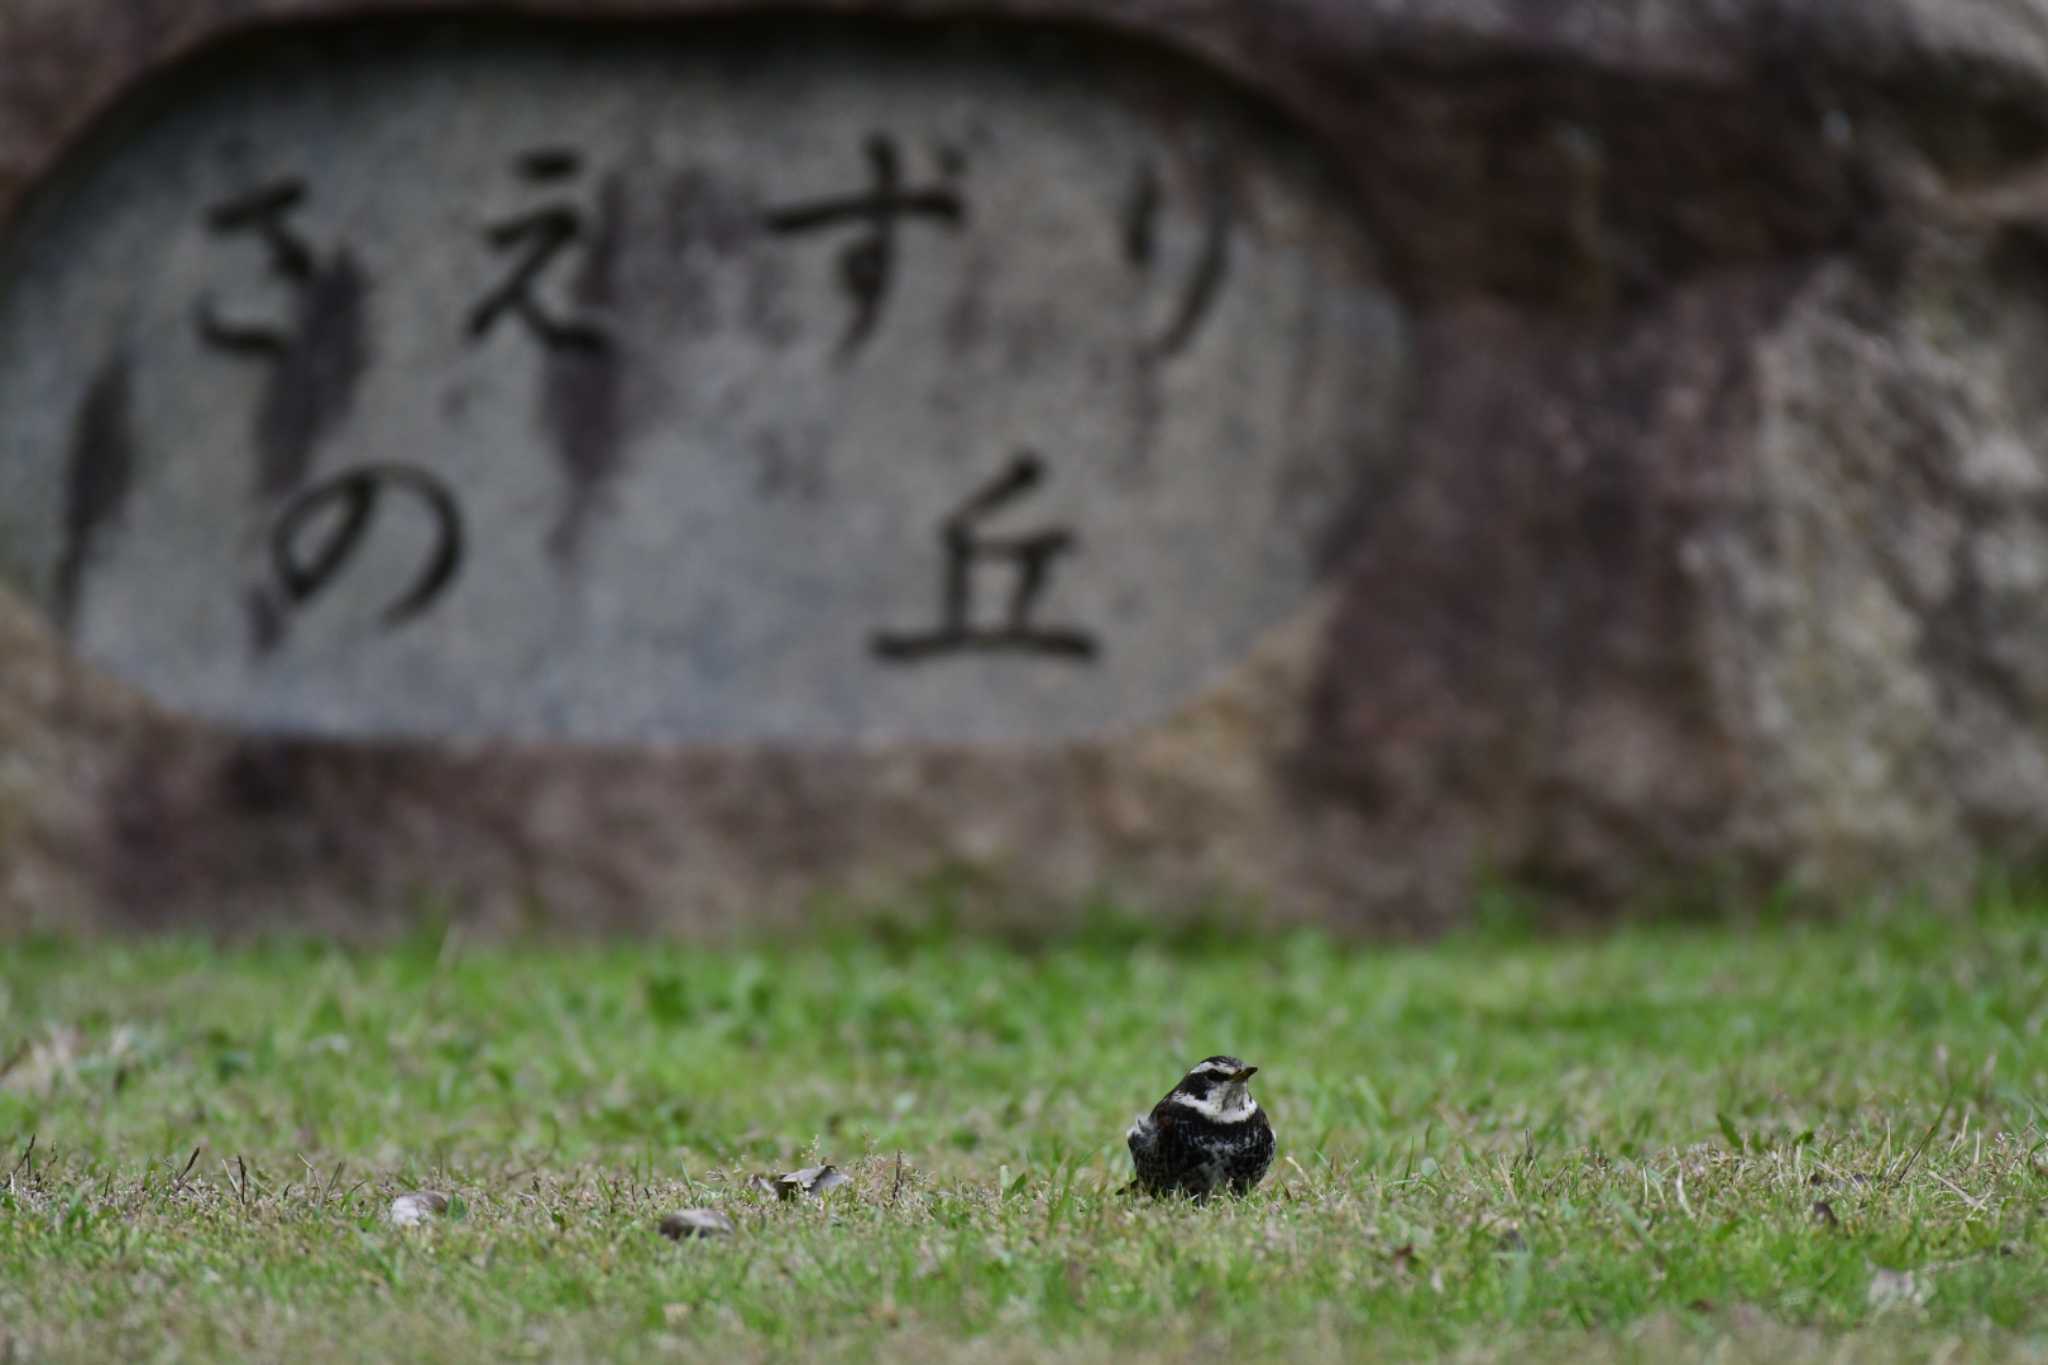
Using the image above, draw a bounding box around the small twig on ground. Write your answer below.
[322,1161,346,1209]
[891,1152,905,1206]
[10,1134,34,1182]
[1928,1169,1988,1212]
[436,923,463,972]
[1888,1098,1953,1189]
[173,1146,201,1194]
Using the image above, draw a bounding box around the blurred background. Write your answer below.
[7,4,2048,940]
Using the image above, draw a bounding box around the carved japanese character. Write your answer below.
[195,178,369,499]
[872,452,1097,662]
[267,463,464,629]
[1123,155,1231,360]
[468,148,613,353]
[764,134,964,356]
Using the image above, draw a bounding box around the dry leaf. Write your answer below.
[659,1209,735,1240]
[777,1164,850,1199]
[388,1191,449,1227]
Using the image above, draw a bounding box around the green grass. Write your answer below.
[3,903,2047,1362]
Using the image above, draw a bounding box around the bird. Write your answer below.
[1125,1055,1274,1198]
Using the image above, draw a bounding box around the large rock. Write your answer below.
[5,0,2048,933]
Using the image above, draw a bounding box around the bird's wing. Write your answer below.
[1126,1100,1176,1151]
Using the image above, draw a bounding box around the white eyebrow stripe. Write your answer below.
[1168,1089,1259,1122]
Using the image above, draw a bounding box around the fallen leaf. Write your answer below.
[659,1209,735,1240]
[777,1164,849,1199]
[388,1191,449,1227]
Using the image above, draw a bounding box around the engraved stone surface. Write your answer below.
[0,23,1404,744]
[12,0,2043,938]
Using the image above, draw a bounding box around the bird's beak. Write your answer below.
[1232,1066,1258,1082]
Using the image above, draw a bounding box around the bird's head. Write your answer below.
[1169,1055,1261,1122]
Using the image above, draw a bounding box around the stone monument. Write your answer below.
[7,0,2048,933]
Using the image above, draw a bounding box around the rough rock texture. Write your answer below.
[8,0,2048,934]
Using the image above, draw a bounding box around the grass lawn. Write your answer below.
[3,900,2046,1362]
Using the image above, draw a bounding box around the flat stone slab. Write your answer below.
[0,22,1403,744]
